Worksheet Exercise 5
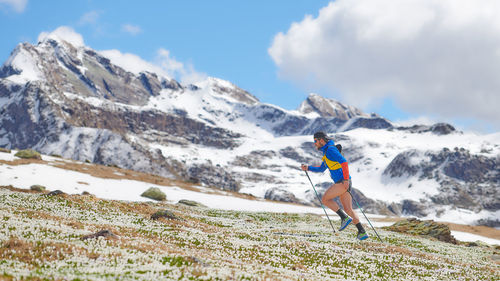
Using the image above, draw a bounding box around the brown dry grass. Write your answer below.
[443,222,500,240]
[0,236,90,264]
[0,159,45,166]
[20,209,85,230]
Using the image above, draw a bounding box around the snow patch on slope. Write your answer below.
[4,46,43,84]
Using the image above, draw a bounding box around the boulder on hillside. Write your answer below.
[177,199,207,208]
[141,187,166,201]
[30,185,46,192]
[46,190,65,196]
[14,149,41,160]
[383,218,457,244]
[151,209,181,220]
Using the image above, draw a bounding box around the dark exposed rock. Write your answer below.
[151,210,181,220]
[344,117,393,131]
[186,163,240,192]
[139,72,162,96]
[438,148,498,182]
[401,200,429,217]
[235,171,283,184]
[387,203,403,216]
[383,150,421,178]
[476,218,500,228]
[299,117,346,135]
[396,122,456,135]
[46,190,65,196]
[64,100,242,149]
[430,123,456,135]
[265,188,303,204]
[348,187,399,216]
[230,150,277,169]
[81,229,118,240]
[0,64,21,78]
[163,79,183,90]
[279,146,313,164]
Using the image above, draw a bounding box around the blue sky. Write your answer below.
[1,0,499,133]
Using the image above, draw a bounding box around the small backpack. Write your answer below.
[335,144,342,154]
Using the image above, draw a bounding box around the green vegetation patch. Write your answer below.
[14,149,42,160]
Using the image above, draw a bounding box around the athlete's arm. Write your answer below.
[308,162,327,172]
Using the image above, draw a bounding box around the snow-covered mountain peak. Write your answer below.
[194,77,259,105]
[298,93,368,120]
[37,26,85,49]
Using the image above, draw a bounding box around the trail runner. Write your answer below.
[301,131,368,240]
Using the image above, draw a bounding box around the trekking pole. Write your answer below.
[304,170,336,234]
[348,190,383,243]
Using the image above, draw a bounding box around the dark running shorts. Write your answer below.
[335,179,352,193]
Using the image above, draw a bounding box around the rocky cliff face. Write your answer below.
[0,36,498,226]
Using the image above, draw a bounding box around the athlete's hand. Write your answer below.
[301,164,308,171]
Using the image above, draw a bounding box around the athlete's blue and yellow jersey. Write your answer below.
[308,140,350,183]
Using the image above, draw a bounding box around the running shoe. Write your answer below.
[357,231,369,241]
[339,216,352,231]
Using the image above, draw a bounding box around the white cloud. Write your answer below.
[155,48,207,85]
[122,24,142,35]
[79,10,101,26]
[269,0,500,130]
[98,49,168,77]
[37,26,85,47]
[0,0,27,13]
[98,48,207,85]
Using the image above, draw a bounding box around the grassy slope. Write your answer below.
[0,186,498,281]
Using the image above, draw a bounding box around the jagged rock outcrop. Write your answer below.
[396,123,457,135]
[381,147,499,225]
[384,218,458,244]
[186,163,240,192]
